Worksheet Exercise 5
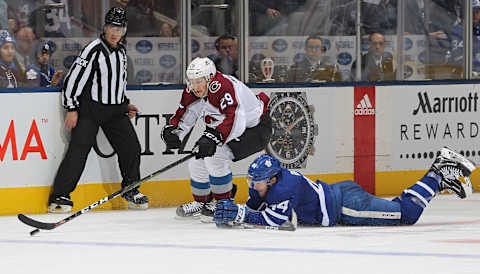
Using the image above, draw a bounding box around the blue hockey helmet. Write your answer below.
[247,154,282,188]
[0,30,16,48]
[474,0,480,9]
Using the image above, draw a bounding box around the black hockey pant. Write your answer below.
[49,99,141,202]
[227,114,272,162]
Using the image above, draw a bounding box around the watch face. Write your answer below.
[267,92,317,169]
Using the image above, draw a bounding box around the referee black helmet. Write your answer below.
[105,7,128,27]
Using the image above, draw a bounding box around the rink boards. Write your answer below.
[1,83,479,215]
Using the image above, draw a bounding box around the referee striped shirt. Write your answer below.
[62,37,129,110]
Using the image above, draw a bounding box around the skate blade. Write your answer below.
[127,202,148,210]
[461,176,474,198]
[47,204,72,214]
[441,147,477,172]
[174,213,201,220]
[199,215,214,223]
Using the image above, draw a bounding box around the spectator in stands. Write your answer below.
[5,0,37,30]
[26,41,63,87]
[14,26,36,69]
[0,29,22,88]
[330,0,425,36]
[28,0,72,38]
[288,35,341,82]
[7,18,16,34]
[328,0,357,35]
[159,22,174,37]
[350,32,395,81]
[424,0,463,68]
[251,0,338,36]
[249,0,283,35]
[0,29,38,88]
[362,0,397,35]
[442,0,480,78]
[212,33,238,78]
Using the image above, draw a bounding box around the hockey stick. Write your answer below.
[18,153,196,236]
[241,222,297,231]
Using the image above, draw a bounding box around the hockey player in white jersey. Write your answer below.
[213,147,476,229]
[162,57,272,219]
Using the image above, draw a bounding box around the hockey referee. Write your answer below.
[48,7,148,213]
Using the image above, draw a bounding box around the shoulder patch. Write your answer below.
[208,81,221,93]
[74,57,89,68]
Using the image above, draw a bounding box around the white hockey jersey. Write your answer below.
[170,72,269,143]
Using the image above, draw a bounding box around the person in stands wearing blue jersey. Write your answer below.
[26,41,63,87]
[447,0,480,75]
[213,147,476,229]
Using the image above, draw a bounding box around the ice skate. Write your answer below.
[430,147,477,199]
[199,201,217,223]
[200,184,237,223]
[175,201,204,219]
[47,196,73,213]
[123,189,149,210]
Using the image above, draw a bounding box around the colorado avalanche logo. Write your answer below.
[208,81,221,93]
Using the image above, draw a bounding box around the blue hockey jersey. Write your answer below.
[245,168,337,227]
[26,63,58,87]
[448,23,480,72]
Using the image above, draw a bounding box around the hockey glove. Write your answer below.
[161,125,181,149]
[213,199,248,226]
[195,127,222,159]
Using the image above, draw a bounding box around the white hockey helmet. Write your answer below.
[186,57,217,97]
[186,57,216,80]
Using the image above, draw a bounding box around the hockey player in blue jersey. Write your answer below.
[213,147,476,229]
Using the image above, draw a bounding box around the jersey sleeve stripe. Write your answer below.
[63,43,100,109]
[403,189,429,207]
[341,207,401,219]
[316,184,330,226]
[306,178,332,226]
[265,207,289,221]
[416,181,436,196]
[261,211,280,226]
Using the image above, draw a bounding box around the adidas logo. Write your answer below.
[354,94,376,116]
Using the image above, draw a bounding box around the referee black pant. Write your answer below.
[49,98,141,202]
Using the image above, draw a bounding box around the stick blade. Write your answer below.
[18,214,56,230]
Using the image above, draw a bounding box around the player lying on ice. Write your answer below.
[213,147,476,229]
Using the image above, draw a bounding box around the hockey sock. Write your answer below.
[394,175,440,225]
[190,179,212,202]
[210,173,234,200]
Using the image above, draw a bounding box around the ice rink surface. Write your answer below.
[1,194,479,274]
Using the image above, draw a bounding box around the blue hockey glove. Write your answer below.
[161,125,181,149]
[195,127,222,159]
[214,199,248,226]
